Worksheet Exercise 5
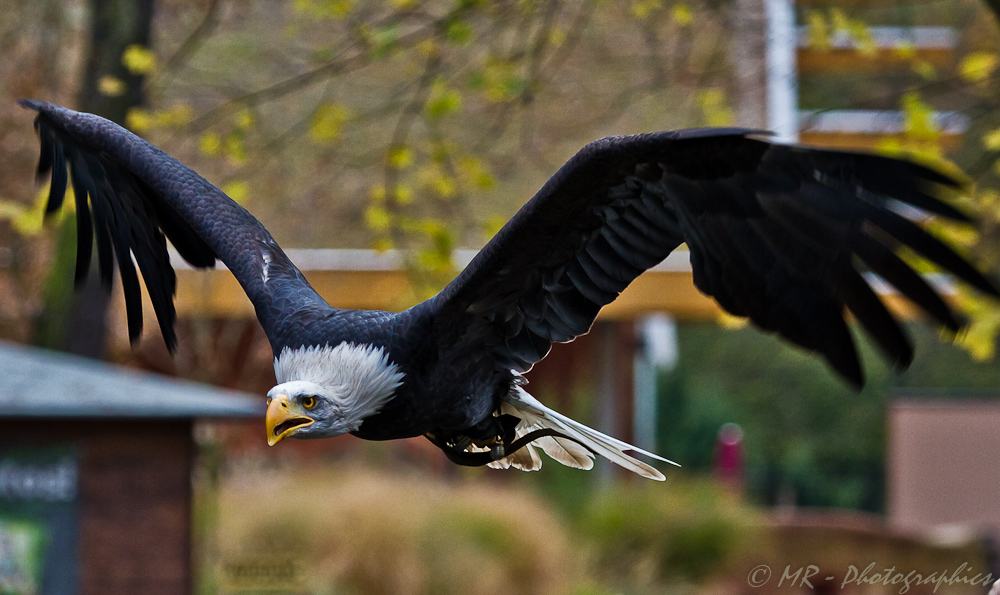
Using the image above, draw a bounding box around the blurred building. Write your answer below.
[0,340,261,595]
[888,395,1000,538]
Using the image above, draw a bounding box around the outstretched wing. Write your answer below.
[21,100,329,352]
[430,129,998,387]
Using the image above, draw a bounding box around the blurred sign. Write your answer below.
[0,447,78,595]
[220,556,307,595]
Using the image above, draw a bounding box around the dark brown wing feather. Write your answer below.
[429,130,998,387]
[22,100,330,353]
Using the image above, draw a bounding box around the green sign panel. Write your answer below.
[0,447,77,595]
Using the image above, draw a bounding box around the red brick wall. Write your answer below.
[5,419,193,595]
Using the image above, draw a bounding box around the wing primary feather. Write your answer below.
[798,149,970,221]
[131,241,178,352]
[45,142,67,215]
[860,202,999,297]
[850,231,963,331]
[814,303,864,388]
[837,264,913,369]
[72,153,115,289]
[71,173,93,286]
[107,196,144,344]
[35,125,53,180]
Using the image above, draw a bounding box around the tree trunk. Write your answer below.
[36,0,155,358]
[731,0,769,129]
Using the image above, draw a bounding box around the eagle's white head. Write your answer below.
[265,342,404,445]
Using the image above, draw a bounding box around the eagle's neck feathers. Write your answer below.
[273,342,404,432]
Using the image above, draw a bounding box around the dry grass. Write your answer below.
[215,465,576,595]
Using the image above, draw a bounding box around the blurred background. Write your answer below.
[2,0,1000,593]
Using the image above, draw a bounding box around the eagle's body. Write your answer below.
[20,100,998,480]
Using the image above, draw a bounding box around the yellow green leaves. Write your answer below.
[98,76,126,97]
[630,0,663,20]
[983,128,1000,151]
[469,59,525,103]
[360,138,498,300]
[672,4,693,26]
[388,146,414,170]
[364,205,393,232]
[455,156,494,190]
[294,0,354,19]
[222,181,250,204]
[199,132,222,157]
[959,52,999,83]
[805,11,830,50]
[547,27,567,47]
[310,103,351,144]
[959,302,1000,361]
[696,89,733,127]
[122,44,156,75]
[480,214,507,242]
[894,41,916,61]
[99,45,156,97]
[872,93,947,164]
[0,188,57,237]
[99,45,156,96]
[871,88,1000,362]
[126,104,194,134]
[424,79,462,120]
[209,109,254,164]
[417,166,457,199]
[803,9,874,56]
[900,92,939,142]
[445,20,474,46]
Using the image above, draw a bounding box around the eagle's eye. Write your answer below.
[302,396,317,409]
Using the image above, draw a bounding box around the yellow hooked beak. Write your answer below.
[266,393,315,446]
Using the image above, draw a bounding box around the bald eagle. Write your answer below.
[20,100,998,480]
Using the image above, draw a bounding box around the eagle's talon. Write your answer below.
[450,436,472,451]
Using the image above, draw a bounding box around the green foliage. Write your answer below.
[424,78,463,120]
[209,466,766,595]
[870,89,1000,363]
[468,58,527,103]
[802,9,875,55]
[661,321,1000,512]
[63,0,744,302]
[0,187,59,237]
[662,322,886,510]
[445,19,474,46]
[576,477,756,586]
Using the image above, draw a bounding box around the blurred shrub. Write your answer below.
[215,467,575,595]
[575,477,757,588]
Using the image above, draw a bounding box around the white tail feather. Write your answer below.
[491,386,677,481]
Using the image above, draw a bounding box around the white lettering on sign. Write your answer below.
[0,458,77,502]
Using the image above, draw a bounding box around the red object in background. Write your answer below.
[714,423,744,491]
